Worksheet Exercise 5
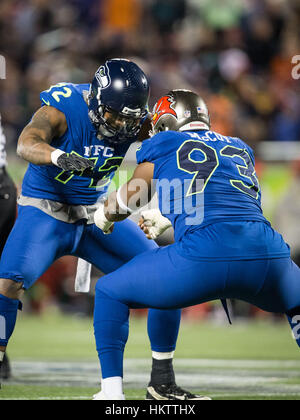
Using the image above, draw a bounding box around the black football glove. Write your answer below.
[56,153,95,172]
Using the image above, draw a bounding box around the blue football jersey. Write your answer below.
[137,129,290,260]
[21,83,135,205]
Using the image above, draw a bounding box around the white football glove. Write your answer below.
[94,203,114,234]
[139,209,172,240]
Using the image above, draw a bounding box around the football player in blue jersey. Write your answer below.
[93,89,300,400]
[0,61,199,399]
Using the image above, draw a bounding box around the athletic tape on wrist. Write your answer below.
[116,187,134,214]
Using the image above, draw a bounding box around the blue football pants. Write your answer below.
[94,241,300,378]
[0,205,181,351]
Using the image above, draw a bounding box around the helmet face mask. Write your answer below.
[150,90,211,137]
[88,59,150,144]
[88,101,143,144]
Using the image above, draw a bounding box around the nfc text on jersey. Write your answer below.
[83,145,115,158]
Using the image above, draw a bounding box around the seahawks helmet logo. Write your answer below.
[95,65,111,89]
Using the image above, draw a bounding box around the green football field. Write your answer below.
[1,309,300,400]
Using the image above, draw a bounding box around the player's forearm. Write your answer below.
[104,164,154,222]
[17,106,67,165]
[94,190,130,234]
[17,127,55,165]
[104,190,131,222]
[94,162,154,233]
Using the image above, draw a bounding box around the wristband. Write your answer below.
[116,187,134,214]
[51,149,65,166]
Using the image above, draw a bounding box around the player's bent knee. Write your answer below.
[95,276,121,303]
[95,278,110,297]
[0,278,24,300]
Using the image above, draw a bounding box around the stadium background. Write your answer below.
[0,0,300,400]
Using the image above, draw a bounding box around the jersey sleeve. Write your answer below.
[40,83,86,148]
[40,83,80,119]
[136,131,177,164]
[136,138,154,164]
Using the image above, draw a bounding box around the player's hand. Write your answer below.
[56,153,95,171]
[94,204,114,235]
[51,150,95,172]
[138,209,172,240]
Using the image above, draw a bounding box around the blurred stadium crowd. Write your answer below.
[1,0,300,153]
[0,0,300,319]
